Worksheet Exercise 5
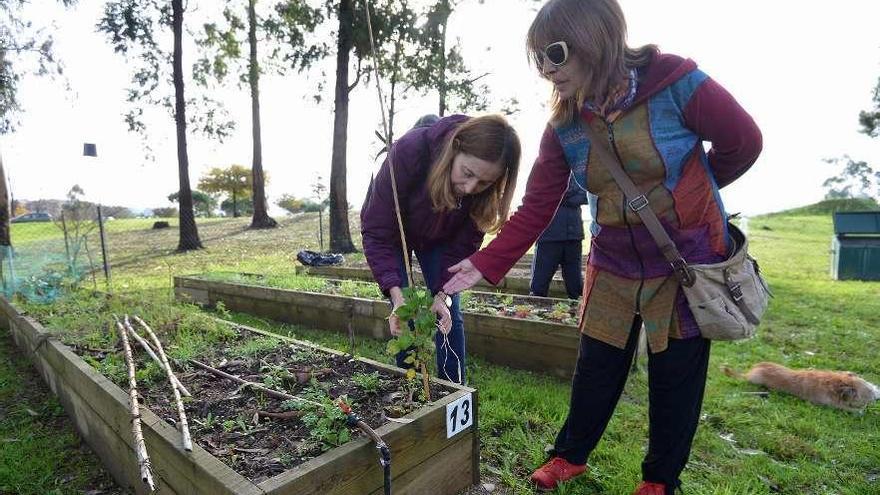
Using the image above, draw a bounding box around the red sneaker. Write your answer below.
[529,456,587,491]
[632,481,668,495]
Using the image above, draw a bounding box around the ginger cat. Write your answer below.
[724,362,880,413]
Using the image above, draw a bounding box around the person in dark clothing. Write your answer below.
[530,174,588,299]
[360,114,521,384]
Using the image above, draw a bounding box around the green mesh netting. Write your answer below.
[2,230,98,304]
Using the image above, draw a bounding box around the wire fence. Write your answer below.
[5,208,348,304]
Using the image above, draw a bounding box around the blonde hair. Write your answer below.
[427,115,521,233]
[527,0,657,125]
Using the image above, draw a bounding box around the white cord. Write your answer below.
[437,322,463,385]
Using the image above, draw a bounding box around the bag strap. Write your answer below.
[579,120,696,287]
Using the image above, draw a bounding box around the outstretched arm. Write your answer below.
[444,125,571,293]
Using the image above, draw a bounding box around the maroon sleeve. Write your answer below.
[683,77,762,188]
[468,125,571,285]
[360,129,428,293]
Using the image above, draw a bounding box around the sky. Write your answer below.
[2,0,880,217]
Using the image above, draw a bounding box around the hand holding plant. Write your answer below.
[388,286,405,336]
[431,293,452,334]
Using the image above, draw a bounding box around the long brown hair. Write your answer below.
[527,0,657,125]
[427,115,521,233]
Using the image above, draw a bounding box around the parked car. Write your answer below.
[11,212,52,223]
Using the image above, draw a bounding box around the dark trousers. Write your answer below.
[552,318,711,492]
[393,244,466,385]
[530,240,583,299]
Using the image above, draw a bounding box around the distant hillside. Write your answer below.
[766,198,880,216]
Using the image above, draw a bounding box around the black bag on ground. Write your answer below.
[296,250,345,267]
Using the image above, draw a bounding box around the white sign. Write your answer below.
[445,392,474,438]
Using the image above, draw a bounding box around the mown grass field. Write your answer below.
[3,211,879,494]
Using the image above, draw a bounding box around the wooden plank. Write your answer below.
[464,313,579,348]
[260,397,475,495]
[467,329,577,378]
[365,432,476,495]
[175,287,210,305]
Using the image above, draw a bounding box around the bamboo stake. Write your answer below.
[131,315,193,452]
[121,317,191,397]
[116,318,156,491]
[420,362,431,402]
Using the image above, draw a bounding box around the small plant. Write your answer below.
[260,361,295,391]
[235,416,252,434]
[229,336,282,358]
[500,294,514,307]
[279,452,295,467]
[221,419,237,433]
[289,344,320,364]
[134,360,164,386]
[255,391,268,410]
[287,388,352,452]
[385,287,436,401]
[547,302,577,325]
[200,412,218,430]
[513,304,532,319]
[214,300,232,319]
[351,371,382,393]
[338,280,360,298]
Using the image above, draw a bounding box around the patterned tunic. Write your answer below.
[470,53,762,352]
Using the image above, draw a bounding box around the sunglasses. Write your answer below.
[540,41,569,67]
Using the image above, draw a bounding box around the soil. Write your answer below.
[76,327,454,484]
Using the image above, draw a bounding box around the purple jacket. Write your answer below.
[360,115,484,294]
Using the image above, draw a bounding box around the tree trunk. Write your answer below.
[248,0,276,229]
[388,41,400,145]
[232,189,239,217]
[173,0,203,252]
[0,153,10,248]
[328,0,356,253]
[438,3,449,117]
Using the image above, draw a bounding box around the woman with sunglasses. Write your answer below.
[443,0,761,492]
[361,114,521,385]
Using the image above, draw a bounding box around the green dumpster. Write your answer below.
[830,211,880,281]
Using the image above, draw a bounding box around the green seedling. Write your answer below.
[352,371,382,393]
[385,286,435,401]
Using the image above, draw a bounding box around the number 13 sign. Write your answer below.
[446,392,473,438]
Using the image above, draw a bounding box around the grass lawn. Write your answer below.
[0,325,122,495]
[4,211,880,494]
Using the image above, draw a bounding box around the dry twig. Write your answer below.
[132,315,193,452]
[115,318,156,491]
[255,409,304,420]
[122,317,191,397]
[189,359,323,407]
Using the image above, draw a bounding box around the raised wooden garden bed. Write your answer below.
[0,295,479,495]
[294,264,572,298]
[175,274,581,379]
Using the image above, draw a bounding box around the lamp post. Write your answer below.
[83,143,111,290]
